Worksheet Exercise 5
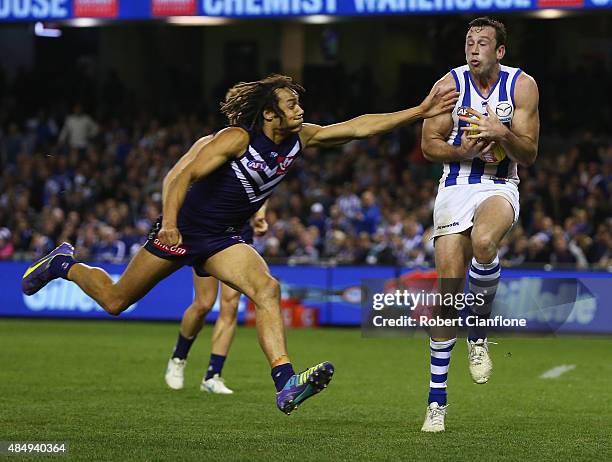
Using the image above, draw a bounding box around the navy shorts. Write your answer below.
[143,217,253,277]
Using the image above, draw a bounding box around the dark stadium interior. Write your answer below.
[0,14,610,269]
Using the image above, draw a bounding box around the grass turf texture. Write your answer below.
[1,319,610,461]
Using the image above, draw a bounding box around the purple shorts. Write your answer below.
[143,217,252,277]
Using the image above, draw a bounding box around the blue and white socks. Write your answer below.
[468,255,501,342]
[426,257,500,406]
[428,338,456,406]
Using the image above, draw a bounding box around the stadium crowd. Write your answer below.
[0,59,610,270]
[0,106,609,270]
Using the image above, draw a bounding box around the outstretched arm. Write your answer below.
[301,84,458,148]
[160,128,248,245]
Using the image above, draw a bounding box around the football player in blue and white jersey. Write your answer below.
[420,17,540,432]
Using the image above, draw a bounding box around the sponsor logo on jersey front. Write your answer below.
[495,102,513,124]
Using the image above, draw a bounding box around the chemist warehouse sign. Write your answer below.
[0,0,611,21]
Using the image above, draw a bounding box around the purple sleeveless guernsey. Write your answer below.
[144,127,301,275]
[178,127,301,235]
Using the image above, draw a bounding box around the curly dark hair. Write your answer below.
[220,74,305,130]
[468,17,507,49]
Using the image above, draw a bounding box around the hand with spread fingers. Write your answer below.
[459,104,509,143]
[420,85,460,119]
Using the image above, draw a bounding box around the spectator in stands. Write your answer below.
[91,225,126,263]
[307,203,326,237]
[1,123,24,166]
[354,190,381,236]
[0,66,609,269]
[0,227,14,260]
[336,183,361,220]
[58,103,99,152]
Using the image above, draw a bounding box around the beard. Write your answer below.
[469,61,496,79]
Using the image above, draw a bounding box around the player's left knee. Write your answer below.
[472,235,498,263]
[252,276,280,306]
[190,298,215,318]
[219,295,240,320]
[220,294,240,310]
[218,309,238,325]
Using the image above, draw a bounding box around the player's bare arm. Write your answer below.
[252,201,269,236]
[163,135,214,185]
[300,84,458,148]
[160,128,249,246]
[460,73,539,166]
[421,74,493,162]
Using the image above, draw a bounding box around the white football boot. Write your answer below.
[201,374,234,394]
[468,338,493,384]
[421,402,447,432]
[164,358,186,390]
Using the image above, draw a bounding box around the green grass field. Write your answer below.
[1,319,611,461]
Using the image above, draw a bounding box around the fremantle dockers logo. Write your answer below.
[276,155,295,174]
[153,239,187,256]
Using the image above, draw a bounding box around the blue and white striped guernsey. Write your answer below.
[441,64,522,188]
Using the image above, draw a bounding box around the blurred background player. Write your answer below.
[165,204,268,394]
[420,17,540,431]
[22,74,458,415]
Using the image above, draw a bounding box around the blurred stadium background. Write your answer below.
[0,3,609,324]
[0,2,611,460]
